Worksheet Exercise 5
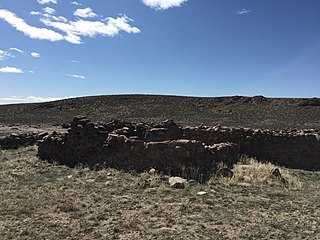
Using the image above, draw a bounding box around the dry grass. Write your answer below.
[1,147,320,239]
[212,156,303,190]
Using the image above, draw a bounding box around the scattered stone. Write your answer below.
[104,181,112,186]
[169,177,187,189]
[149,168,156,175]
[67,175,73,179]
[197,191,207,196]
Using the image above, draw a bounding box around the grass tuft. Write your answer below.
[211,156,303,190]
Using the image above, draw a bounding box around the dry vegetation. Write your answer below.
[213,157,303,190]
[1,146,319,239]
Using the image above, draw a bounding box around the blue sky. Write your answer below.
[0,0,319,104]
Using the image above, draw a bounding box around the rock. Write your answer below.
[169,177,187,189]
[270,168,282,178]
[197,191,207,196]
[270,168,288,186]
[149,168,156,175]
[104,181,112,186]
[216,167,234,178]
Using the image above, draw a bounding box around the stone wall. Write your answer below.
[38,116,240,181]
[182,126,320,170]
[0,132,47,149]
[37,116,320,182]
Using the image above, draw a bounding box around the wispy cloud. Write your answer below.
[71,1,82,6]
[74,8,97,18]
[0,9,65,42]
[30,10,68,22]
[68,74,86,79]
[37,0,58,4]
[40,14,141,44]
[0,50,15,60]
[31,52,41,58]
[10,47,24,53]
[0,8,140,44]
[43,7,56,15]
[0,96,75,105]
[142,0,188,10]
[0,66,23,73]
[29,70,34,74]
[237,8,252,15]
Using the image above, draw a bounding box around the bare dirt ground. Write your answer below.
[1,146,319,240]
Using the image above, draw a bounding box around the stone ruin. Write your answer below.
[1,115,319,182]
[35,116,320,182]
[0,132,47,149]
[37,116,239,182]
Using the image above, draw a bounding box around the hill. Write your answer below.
[0,95,320,129]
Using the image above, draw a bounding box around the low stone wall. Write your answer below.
[37,116,320,182]
[182,126,320,170]
[38,116,240,181]
[0,132,48,149]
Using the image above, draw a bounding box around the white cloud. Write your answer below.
[0,96,75,105]
[29,70,34,74]
[142,0,188,10]
[74,8,97,18]
[0,50,15,60]
[30,10,68,22]
[67,74,86,79]
[0,9,65,42]
[237,9,252,15]
[0,66,23,73]
[31,52,41,58]
[1,8,140,44]
[10,47,24,53]
[37,0,58,4]
[30,11,40,15]
[43,7,56,15]
[71,1,82,6]
[26,96,60,101]
[40,15,141,44]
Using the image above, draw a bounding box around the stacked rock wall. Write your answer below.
[182,126,320,170]
[38,117,240,181]
[37,116,320,181]
[0,132,47,149]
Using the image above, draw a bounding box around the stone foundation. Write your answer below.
[0,132,48,149]
[36,116,320,182]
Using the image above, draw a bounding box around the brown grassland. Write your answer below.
[0,146,319,239]
[0,95,320,239]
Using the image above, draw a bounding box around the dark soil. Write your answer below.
[0,95,319,130]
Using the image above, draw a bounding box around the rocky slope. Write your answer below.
[0,95,319,130]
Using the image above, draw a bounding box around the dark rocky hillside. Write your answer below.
[0,95,319,130]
